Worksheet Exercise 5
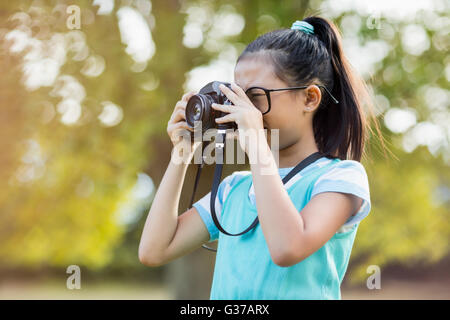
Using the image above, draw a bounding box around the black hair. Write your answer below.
[236,16,385,161]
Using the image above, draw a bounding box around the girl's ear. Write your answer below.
[303,85,322,113]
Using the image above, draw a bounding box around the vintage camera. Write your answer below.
[185,81,238,140]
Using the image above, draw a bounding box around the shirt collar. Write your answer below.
[277,157,329,177]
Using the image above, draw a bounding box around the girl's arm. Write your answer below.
[138,155,210,267]
[138,91,210,266]
[249,136,362,267]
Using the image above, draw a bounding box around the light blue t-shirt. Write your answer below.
[193,157,371,300]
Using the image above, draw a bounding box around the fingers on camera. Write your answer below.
[182,91,196,102]
[171,108,185,125]
[178,108,186,119]
[169,121,190,133]
[174,122,193,135]
[174,121,188,128]
[175,100,187,111]
[181,92,190,101]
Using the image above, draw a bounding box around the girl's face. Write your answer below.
[234,53,315,149]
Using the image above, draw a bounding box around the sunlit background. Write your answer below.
[0,0,449,299]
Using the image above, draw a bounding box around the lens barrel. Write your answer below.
[185,94,217,130]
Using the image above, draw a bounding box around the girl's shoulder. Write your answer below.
[312,158,370,204]
[328,158,367,170]
[313,158,372,228]
[318,158,369,183]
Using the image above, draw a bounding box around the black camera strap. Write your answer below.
[187,140,218,252]
[188,140,209,210]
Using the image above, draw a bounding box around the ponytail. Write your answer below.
[238,15,387,161]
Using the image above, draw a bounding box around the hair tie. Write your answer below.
[291,20,314,35]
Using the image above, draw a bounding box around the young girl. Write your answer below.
[139,16,379,300]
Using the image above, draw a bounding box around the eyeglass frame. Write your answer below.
[244,84,339,115]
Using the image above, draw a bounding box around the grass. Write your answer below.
[1,278,449,300]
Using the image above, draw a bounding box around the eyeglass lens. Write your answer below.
[245,87,269,114]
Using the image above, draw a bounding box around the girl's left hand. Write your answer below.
[212,83,265,154]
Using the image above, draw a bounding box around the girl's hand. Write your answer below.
[212,83,265,154]
[167,91,201,160]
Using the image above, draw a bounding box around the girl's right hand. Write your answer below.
[167,91,201,156]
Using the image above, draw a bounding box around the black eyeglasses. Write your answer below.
[244,85,339,115]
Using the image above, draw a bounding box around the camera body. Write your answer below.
[185,81,238,140]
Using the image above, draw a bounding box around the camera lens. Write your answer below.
[185,94,215,131]
[193,104,201,120]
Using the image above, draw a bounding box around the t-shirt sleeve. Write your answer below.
[193,171,250,242]
[310,160,371,227]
